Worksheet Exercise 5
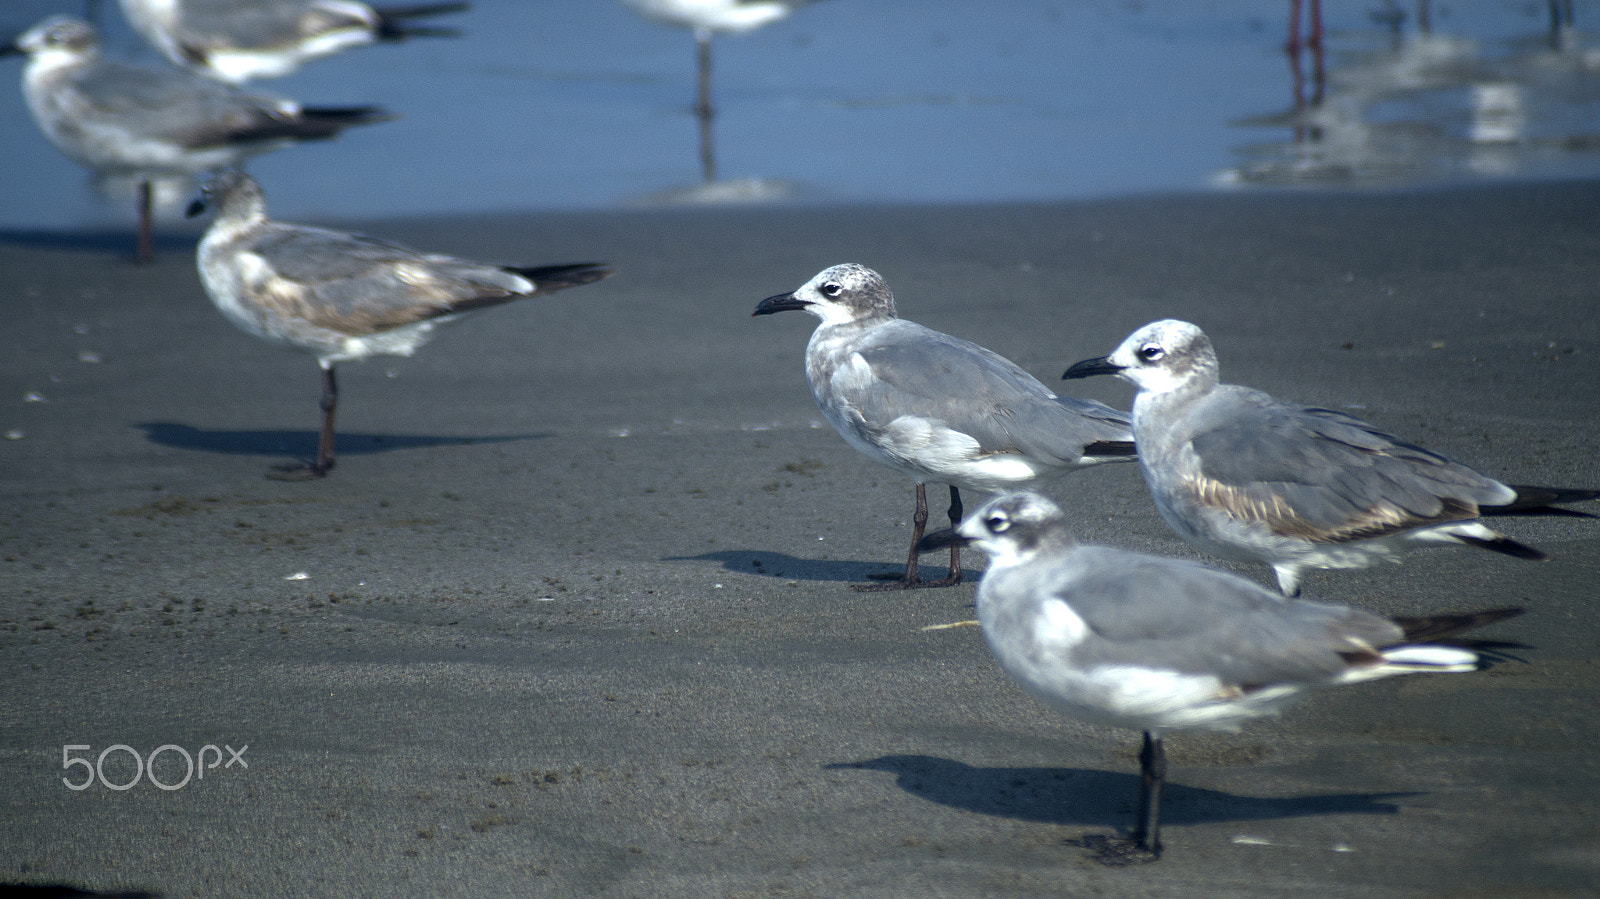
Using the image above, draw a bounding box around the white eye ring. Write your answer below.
[986,514,1010,533]
[1137,343,1165,362]
[820,282,843,298]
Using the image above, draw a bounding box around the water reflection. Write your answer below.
[1220,7,1600,188]
[618,0,820,200]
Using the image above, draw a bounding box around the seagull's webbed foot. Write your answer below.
[1069,834,1162,867]
[266,459,332,481]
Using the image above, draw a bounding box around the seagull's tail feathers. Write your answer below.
[504,263,616,295]
[374,2,470,40]
[249,106,396,142]
[1489,484,1600,519]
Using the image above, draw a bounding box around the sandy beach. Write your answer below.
[2,184,1598,896]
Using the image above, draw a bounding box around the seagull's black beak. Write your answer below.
[916,527,971,554]
[752,292,810,316]
[1063,356,1123,380]
[0,41,23,58]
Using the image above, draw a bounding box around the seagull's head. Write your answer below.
[6,16,98,61]
[918,491,1074,567]
[187,169,267,223]
[753,263,896,327]
[1063,319,1218,396]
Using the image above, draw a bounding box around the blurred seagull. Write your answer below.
[1064,319,1597,595]
[190,170,614,479]
[620,0,824,182]
[754,264,1135,591]
[117,0,470,85]
[919,491,1524,863]
[1,15,392,264]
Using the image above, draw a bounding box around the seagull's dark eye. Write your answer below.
[820,282,843,299]
[986,514,1010,534]
[1137,343,1165,362]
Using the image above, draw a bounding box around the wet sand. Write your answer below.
[2,184,1597,896]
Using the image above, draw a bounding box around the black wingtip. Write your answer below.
[1489,485,1600,519]
[374,2,470,39]
[505,262,615,292]
[1392,607,1525,643]
[1083,439,1137,458]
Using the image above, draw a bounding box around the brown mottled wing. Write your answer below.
[1184,390,1512,544]
[241,223,531,335]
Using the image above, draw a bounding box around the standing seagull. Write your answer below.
[754,264,1135,591]
[1,15,391,264]
[920,491,1523,863]
[1064,319,1597,595]
[191,170,614,479]
[117,0,470,85]
[620,0,822,183]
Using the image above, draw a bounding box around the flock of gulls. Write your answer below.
[7,0,1596,868]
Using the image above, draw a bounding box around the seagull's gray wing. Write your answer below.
[1007,545,1403,688]
[70,59,296,148]
[173,0,354,53]
[1179,387,1514,542]
[853,322,1132,463]
[236,224,532,335]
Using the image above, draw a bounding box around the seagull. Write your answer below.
[2,15,392,264]
[117,0,470,85]
[754,264,1136,591]
[919,490,1524,864]
[620,0,824,182]
[1064,319,1597,595]
[190,170,614,479]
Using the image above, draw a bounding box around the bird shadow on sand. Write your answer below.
[136,422,547,461]
[827,754,1412,830]
[663,549,984,585]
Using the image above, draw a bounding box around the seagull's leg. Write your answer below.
[315,363,338,474]
[695,28,717,183]
[1075,732,1164,865]
[135,178,154,265]
[858,483,966,591]
[941,486,964,583]
[1308,0,1325,103]
[269,363,337,480]
[855,482,934,591]
[1132,732,1166,857]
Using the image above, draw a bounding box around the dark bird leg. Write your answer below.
[135,178,154,265]
[1132,731,1166,857]
[315,364,338,474]
[858,483,963,592]
[269,364,337,480]
[695,29,717,183]
[942,486,964,582]
[1075,731,1165,865]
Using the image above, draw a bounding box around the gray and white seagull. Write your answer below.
[1,15,392,264]
[191,169,614,479]
[1064,319,1597,595]
[919,490,1524,863]
[754,263,1135,591]
[117,0,470,85]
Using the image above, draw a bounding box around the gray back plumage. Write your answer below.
[1165,384,1515,541]
[850,319,1132,463]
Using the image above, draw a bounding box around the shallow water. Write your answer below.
[3,0,1600,229]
